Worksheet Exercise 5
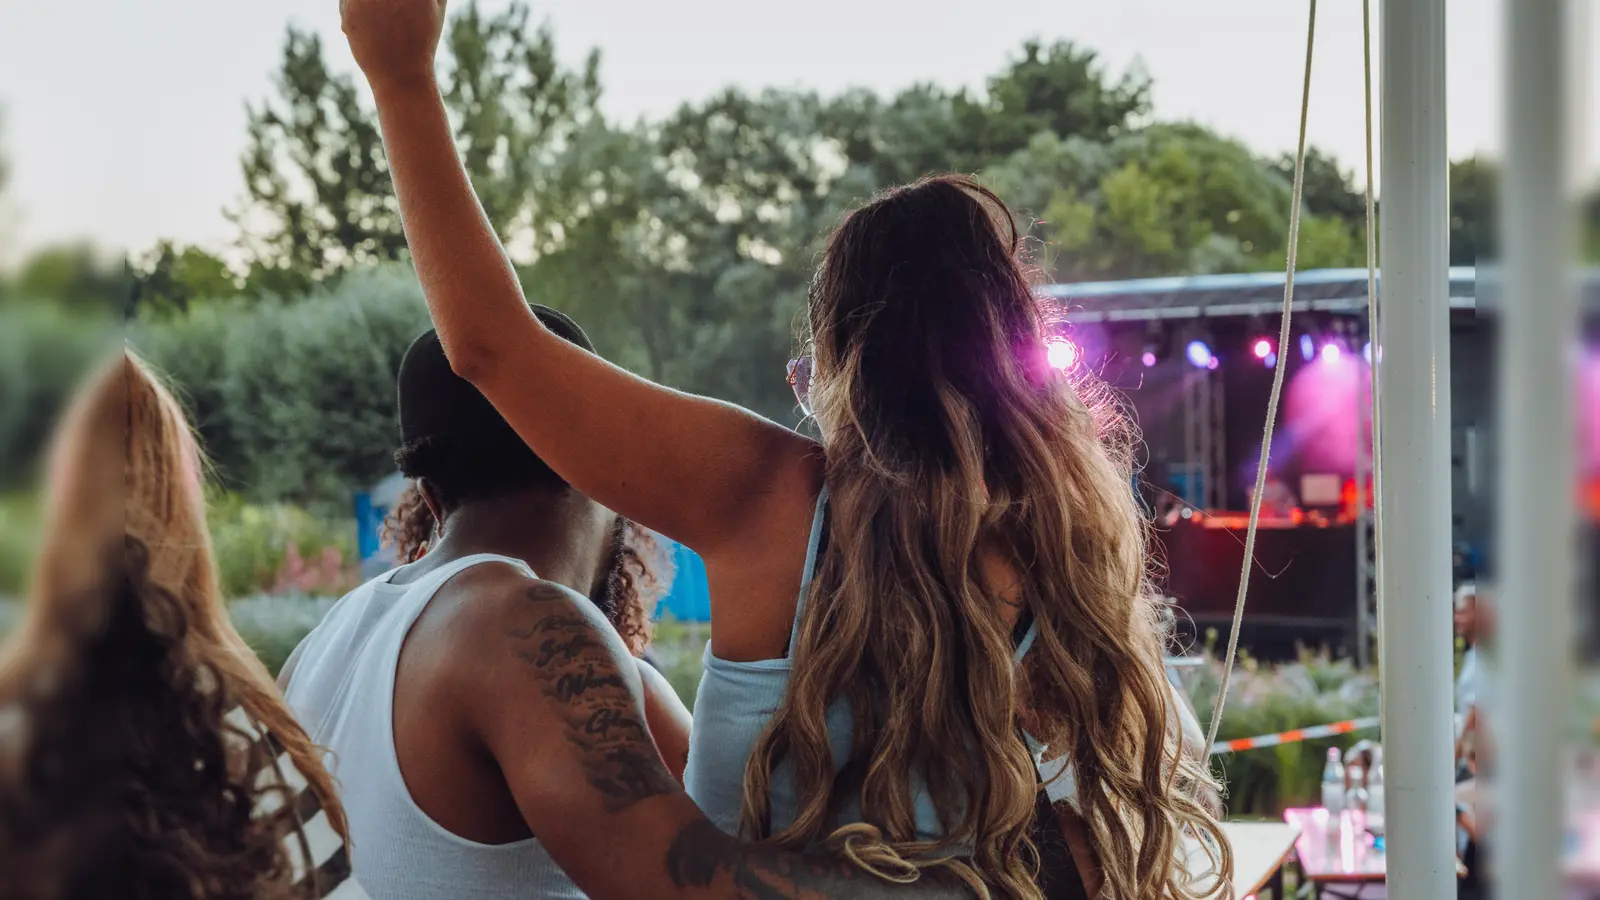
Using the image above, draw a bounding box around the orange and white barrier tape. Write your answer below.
[1209,716,1380,755]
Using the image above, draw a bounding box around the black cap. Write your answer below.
[397,305,593,445]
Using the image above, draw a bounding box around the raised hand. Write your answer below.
[339,0,447,94]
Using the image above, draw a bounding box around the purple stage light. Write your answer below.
[1045,338,1079,370]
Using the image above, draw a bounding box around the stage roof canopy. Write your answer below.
[1042,266,1600,323]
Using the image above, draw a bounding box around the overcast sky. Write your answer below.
[0,0,1587,262]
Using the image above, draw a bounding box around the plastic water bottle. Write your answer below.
[1322,747,1346,812]
[1368,761,1385,817]
[1345,765,1369,813]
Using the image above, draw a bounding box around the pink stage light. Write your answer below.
[1583,351,1599,474]
[1253,338,1274,359]
[1141,350,1158,367]
[1321,342,1342,363]
[1045,338,1079,370]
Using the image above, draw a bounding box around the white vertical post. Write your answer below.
[1496,0,1577,894]
[1378,0,1457,894]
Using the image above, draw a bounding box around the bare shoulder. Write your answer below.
[635,656,674,696]
[427,563,614,695]
[708,429,824,555]
[440,564,610,651]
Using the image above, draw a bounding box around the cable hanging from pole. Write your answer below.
[1360,0,1384,677]
[1203,0,1320,759]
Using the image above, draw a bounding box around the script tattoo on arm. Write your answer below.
[508,581,974,899]
[664,820,978,900]
[509,583,679,814]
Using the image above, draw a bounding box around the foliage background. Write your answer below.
[0,2,1570,510]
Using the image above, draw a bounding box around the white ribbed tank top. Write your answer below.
[284,554,585,900]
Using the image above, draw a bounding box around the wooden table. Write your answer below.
[1283,808,1468,898]
[1183,822,1300,898]
[1222,821,1302,898]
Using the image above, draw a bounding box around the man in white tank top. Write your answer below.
[282,311,968,899]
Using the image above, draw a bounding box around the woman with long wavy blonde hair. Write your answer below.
[0,352,363,900]
[340,4,1229,894]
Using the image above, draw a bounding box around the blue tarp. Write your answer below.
[355,473,409,578]
[658,542,710,623]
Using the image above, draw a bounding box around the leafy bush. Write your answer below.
[231,596,339,675]
[0,301,117,490]
[1185,639,1380,817]
[208,493,359,599]
[0,488,356,602]
[133,301,249,485]
[0,494,39,597]
[649,618,711,710]
[131,265,431,505]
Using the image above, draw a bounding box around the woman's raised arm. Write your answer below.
[342,0,819,558]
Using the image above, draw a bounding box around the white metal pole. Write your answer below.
[1495,0,1577,893]
[1377,0,1456,894]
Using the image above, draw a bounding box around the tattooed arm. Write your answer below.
[460,570,974,900]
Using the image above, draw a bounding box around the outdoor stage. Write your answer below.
[1157,513,1358,659]
[1040,266,1600,663]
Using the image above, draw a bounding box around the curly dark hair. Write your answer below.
[0,537,307,900]
[380,482,671,656]
[393,434,566,512]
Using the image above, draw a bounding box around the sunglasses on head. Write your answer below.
[786,355,814,416]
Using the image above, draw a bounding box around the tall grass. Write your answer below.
[1186,634,1381,816]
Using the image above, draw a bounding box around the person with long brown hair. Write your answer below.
[0,352,364,900]
[339,3,1231,898]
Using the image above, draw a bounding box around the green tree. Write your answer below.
[442,0,602,258]
[533,89,851,419]
[234,1,601,292]
[130,241,241,315]
[234,26,399,292]
[9,242,132,315]
[985,124,1363,282]
[1449,156,1496,267]
[1444,157,1600,265]
[952,40,1151,167]
[816,85,976,186]
[1270,147,1368,232]
[1584,184,1600,263]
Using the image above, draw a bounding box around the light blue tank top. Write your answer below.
[682,491,1059,843]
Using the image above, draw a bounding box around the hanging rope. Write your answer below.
[1203,0,1320,758]
[1360,0,1384,671]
